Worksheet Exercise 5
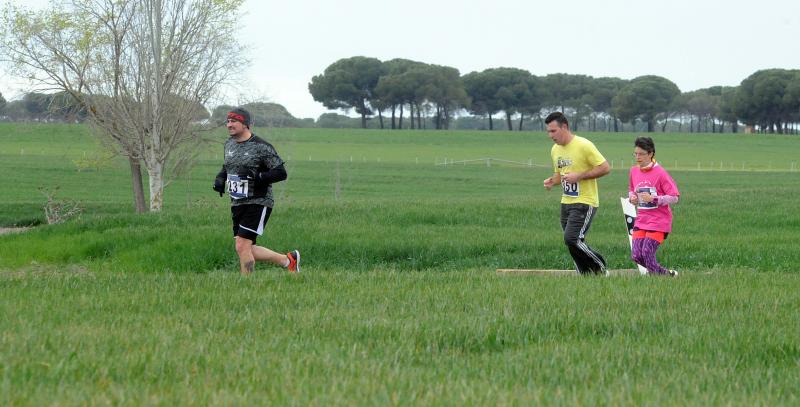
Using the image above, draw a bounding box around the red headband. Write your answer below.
[227,112,246,123]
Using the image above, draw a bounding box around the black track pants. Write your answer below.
[560,203,607,274]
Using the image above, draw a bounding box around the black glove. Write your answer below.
[213,176,225,197]
[246,169,263,186]
[247,165,287,186]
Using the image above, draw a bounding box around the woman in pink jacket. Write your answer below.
[629,137,680,277]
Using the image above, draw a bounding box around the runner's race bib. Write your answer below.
[636,186,657,209]
[561,178,579,197]
[227,174,250,199]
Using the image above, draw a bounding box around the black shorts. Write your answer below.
[231,204,272,244]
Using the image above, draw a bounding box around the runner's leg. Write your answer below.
[562,204,606,274]
[640,237,669,274]
[252,245,289,266]
[631,237,646,266]
[235,236,256,275]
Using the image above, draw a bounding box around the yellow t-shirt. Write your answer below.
[550,135,606,207]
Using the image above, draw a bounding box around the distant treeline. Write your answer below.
[308,57,800,134]
[4,60,799,134]
[0,91,210,124]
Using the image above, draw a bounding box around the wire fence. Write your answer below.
[9,148,796,173]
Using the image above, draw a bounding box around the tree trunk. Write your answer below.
[613,116,619,132]
[361,112,367,129]
[129,157,147,213]
[149,0,164,211]
[409,103,414,130]
[506,112,512,131]
[400,104,405,129]
[488,113,493,130]
[648,120,655,132]
[732,121,738,133]
[391,106,396,130]
[147,161,164,212]
[518,113,524,131]
[378,110,384,129]
[417,104,422,129]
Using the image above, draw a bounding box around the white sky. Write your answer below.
[2,0,799,118]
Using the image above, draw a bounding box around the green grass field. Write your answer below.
[1,124,799,405]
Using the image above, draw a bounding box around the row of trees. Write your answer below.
[0,93,322,130]
[0,91,211,123]
[309,56,800,134]
[0,93,705,133]
[0,92,87,122]
[7,61,797,135]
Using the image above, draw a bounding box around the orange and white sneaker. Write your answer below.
[287,250,301,273]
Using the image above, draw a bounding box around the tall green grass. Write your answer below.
[2,269,798,405]
[1,124,799,405]
[1,123,798,273]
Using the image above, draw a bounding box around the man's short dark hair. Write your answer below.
[545,112,569,127]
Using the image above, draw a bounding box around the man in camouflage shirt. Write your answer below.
[213,107,300,274]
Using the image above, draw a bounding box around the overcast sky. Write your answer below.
[2,0,799,118]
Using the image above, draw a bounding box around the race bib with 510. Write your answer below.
[561,178,579,197]
[227,174,249,199]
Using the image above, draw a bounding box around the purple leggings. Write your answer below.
[632,237,669,275]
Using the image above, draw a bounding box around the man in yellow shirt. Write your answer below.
[543,112,610,275]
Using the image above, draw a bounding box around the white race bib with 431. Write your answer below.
[227,174,249,199]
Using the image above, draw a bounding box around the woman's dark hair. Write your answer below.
[634,136,655,157]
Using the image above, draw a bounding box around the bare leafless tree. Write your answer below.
[1,0,245,211]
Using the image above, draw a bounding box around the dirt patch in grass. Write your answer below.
[0,227,30,235]
[0,263,93,279]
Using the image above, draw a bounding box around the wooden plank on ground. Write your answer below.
[496,269,639,276]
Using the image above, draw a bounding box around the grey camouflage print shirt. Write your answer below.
[222,134,284,207]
